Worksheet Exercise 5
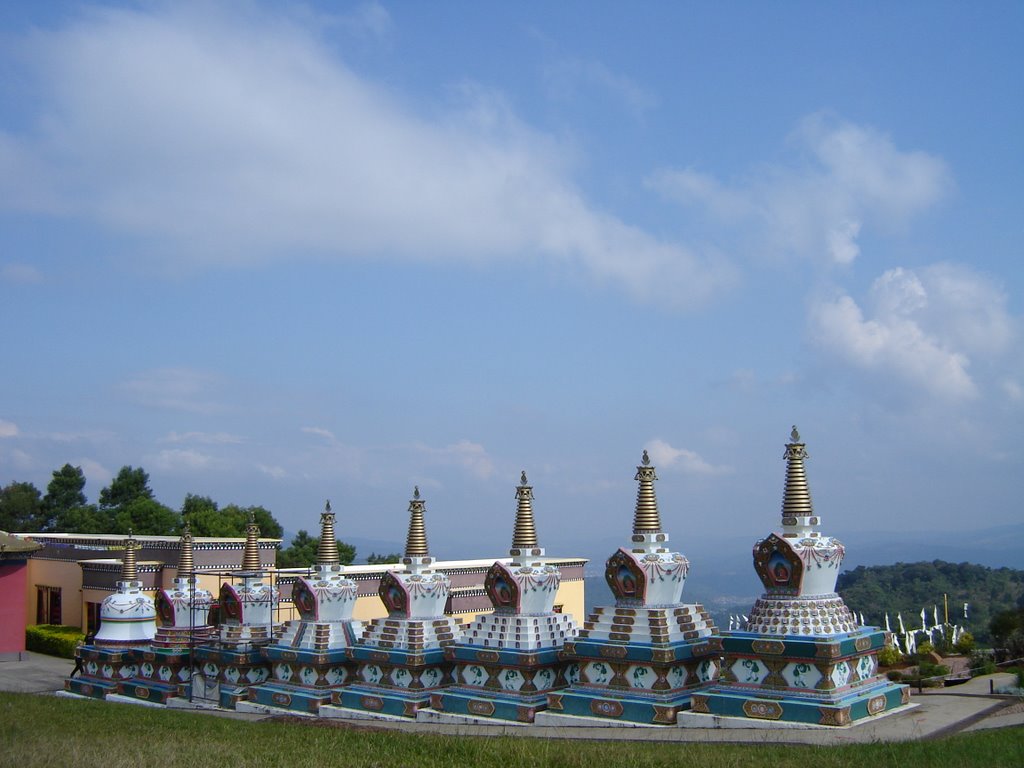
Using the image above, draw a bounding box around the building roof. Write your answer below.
[21,532,281,544]
[0,531,44,560]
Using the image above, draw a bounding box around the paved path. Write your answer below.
[1,652,1020,743]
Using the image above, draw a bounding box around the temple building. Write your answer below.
[542,451,720,725]
[192,513,280,708]
[328,488,464,718]
[684,427,909,727]
[64,532,156,699]
[244,501,363,714]
[430,472,577,723]
[21,533,585,634]
[0,531,42,661]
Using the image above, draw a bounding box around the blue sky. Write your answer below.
[1,1,1021,562]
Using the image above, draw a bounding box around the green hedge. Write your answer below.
[25,624,84,659]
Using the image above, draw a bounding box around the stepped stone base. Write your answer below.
[246,645,355,713]
[551,603,721,725]
[191,644,271,709]
[338,645,452,719]
[64,645,140,700]
[689,628,910,727]
[433,645,570,723]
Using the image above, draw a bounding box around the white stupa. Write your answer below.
[94,531,157,646]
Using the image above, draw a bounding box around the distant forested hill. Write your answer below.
[836,560,1024,643]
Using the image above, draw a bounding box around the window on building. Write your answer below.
[552,604,563,613]
[36,586,62,625]
[86,602,102,635]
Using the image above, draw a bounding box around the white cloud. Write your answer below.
[301,426,337,443]
[122,367,222,413]
[258,463,287,480]
[150,448,214,473]
[543,57,657,117]
[1,263,43,283]
[75,458,112,490]
[1,448,35,471]
[810,264,1017,401]
[648,113,951,265]
[1001,380,1024,402]
[0,4,730,310]
[416,439,495,480]
[161,430,244,445]
[0,419,19,438]
[644,439,732,476]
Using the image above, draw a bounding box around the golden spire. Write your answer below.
[122,530,138,582]
[241,510,262,571]
[511,470,538,549]
[781,425,814,519]
[178,522,195,579]
[632,450,662,534]
[404,486,429,558]
[316,499,340,566]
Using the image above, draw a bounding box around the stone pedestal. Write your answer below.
[191,645,272,709]
[65,645,139,699]
[549,602,720,724]
[688,628,910,726]
[335,641,457,718]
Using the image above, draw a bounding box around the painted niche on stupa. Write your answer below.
[752,534,804,595]
[605,549,647,601]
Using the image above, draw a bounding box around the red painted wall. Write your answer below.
[0,562,29,655]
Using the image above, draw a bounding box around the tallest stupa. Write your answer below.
[686,427,909,727]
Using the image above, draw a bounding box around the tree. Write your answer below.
[185,499,285,540]
[99,466,154,510]
[113,497,181,535]
[367,552,401,565]
[0,481,44,532]
[277,530,356,568]
[55,504,111,534]
[41,464,89,531]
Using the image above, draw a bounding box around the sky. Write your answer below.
[1,1,1021,565]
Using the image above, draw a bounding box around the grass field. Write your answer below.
[1,692,1021,768]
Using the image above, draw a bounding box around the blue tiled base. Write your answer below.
[262,646,352,665]
[115,678,183,704]
[547,687,700,725]
[336,684,435,718]
[691,681,910,726]
[193,644,272,709]
[430,687,551,723]
[695,628,911,726]
[65,677,117,699]
[247,682,335,714]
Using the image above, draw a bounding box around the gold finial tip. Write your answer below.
[520,470,528,485]
[642,449,650,466]
[248,510,256,523]
[413,486,420,500]
[325,499,331,512]
[791,425,801,443]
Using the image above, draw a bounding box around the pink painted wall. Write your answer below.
[0,562,29,655]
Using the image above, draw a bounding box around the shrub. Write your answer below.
[953,631,976,655]
[916,640,935,658]
[25,624,84,659]
[878,644,903,667]
[916,661,950,685]
[887,670,903,682]
[969,649,997,677]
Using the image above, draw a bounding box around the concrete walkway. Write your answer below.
[2,652,1020,744]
